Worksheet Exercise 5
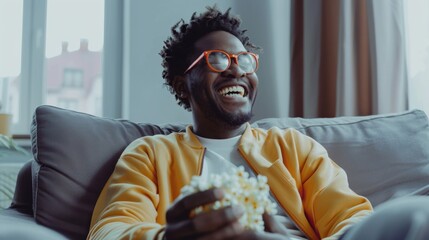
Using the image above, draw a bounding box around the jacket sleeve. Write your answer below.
[87,139,166,240]
[291,129,373,239]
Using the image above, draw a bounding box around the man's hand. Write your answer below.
[233,213,292,240]
[164,188,245,240]
[263,213,292,236]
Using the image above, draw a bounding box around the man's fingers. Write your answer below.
[192,205,244,232]
[165,205,244,239]
[166,188,224,222]
[263,213,282,232]
[196,220,244,240]
[263,212,291,236]
[237,231,290,240]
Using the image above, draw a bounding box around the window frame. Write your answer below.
[15,0,47,135]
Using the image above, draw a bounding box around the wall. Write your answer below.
[123,0,291,124]
[233,0,291,121]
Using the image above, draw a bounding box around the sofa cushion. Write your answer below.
[31,105,185,239]
[253,110,429,206]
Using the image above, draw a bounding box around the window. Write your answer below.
[44,0,104,116]
[58,99,79,111]
[0,0,116,134]
[0,0,23,123]
[405,0,429,115]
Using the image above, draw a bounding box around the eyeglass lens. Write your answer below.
[207,51,256,73]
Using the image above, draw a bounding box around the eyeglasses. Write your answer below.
[184,50,259,74]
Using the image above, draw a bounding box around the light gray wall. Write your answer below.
[123,0,291,124]
[233,0,291,121]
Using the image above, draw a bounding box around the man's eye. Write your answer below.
[209,53,228,63]
[218,53,228,59]
[239,55,252,64]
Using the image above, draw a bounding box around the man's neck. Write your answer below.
[192,122,247,139]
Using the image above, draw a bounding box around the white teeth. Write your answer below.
[218,86,246,97]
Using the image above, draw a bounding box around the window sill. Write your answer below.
[12,134,31,150]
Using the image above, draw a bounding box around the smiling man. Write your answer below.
[87,7,375,240]
[179,30,258,138]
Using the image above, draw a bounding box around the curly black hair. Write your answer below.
[159,6,259,111]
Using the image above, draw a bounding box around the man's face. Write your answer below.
[184,31,259,128]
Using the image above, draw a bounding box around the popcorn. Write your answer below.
[180,166,278,232]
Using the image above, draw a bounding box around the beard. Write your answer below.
[189,77,253,127]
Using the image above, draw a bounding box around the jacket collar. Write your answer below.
[183,125,204,149]
[239,122,258,146]
[183,123,276,168]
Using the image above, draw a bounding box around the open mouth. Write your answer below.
[218,85,248,98]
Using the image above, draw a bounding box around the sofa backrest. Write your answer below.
[30,105,429,239]
[253,111,429,205]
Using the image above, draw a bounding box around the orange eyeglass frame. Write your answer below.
[184,49,259,74]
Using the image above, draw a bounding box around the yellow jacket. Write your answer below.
[88,124,372,240]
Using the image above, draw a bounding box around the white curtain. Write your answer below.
[289,0,408,117]
[139,0,414,120]
[404,0,429,116]
[367,0,408,114]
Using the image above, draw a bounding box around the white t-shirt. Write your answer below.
[196,134,307,240]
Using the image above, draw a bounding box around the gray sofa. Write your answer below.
[1,105,429,239]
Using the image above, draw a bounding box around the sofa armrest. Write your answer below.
[0,209,67,240]
[8,160,33,215]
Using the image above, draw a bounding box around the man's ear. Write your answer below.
[173,75,188,99]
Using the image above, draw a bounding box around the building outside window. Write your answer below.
[63,69,83,88]
[0,0,105,134]
[57,98,79,111]
[44,0,104,116]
